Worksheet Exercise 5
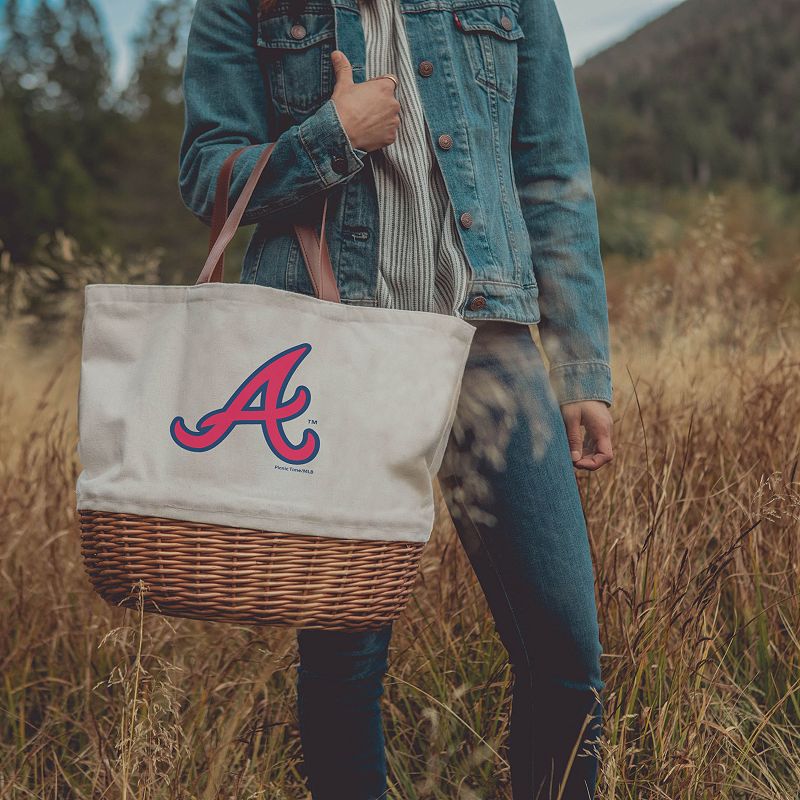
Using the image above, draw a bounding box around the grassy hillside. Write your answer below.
[576,0,800,190]
[2,197,800,798]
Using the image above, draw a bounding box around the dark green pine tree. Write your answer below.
[0,0,123,258]
[0,0,45,255]
[104,0,212,282]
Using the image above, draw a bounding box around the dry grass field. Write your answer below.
[1,196,799,799]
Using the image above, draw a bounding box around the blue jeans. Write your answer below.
[296,322,605,799]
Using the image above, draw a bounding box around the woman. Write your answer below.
[180,0,614,797]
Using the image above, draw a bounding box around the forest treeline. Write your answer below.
[576,0,800,190]
[0,0,200,274]
[1,0,798,274]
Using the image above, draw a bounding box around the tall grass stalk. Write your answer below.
[1,196,799,798]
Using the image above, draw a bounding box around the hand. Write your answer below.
[330,50,400,152]
[561,400,614,471]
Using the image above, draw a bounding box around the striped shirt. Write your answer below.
[359,0,471,315]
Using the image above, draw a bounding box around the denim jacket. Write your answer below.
[179,0,613,406]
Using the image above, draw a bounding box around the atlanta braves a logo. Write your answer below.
[170,343,320,465]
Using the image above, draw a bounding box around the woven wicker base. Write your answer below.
[79,510,425,630]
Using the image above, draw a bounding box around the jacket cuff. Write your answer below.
[549,361,613,407]
[298,98,366,186]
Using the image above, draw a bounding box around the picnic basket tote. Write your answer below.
[78,511,425,629]
[76,143,475,629]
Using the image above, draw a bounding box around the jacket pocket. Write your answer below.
[453,3,524,101]
[257,12,336,119]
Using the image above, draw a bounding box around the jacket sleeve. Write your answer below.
[511,0,613,407]
[179,0,366,226]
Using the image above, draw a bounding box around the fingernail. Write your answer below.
[571,451,581,461]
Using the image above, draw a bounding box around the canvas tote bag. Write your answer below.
[76,142,475,629]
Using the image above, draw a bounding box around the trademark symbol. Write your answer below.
[308,419,318,425]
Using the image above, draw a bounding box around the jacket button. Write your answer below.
[459,211,473,229]
[290,24,307,40]
[437,133,453,150]
[331,155,348,174]
[500,15,513,31]
[418,60,434,77]
[469,295,487,311]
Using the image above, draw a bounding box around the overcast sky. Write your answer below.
[560,0,679,62]
[8,0,682,87]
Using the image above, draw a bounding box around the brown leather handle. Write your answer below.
[207,145,249,283]
[199,144,340,303]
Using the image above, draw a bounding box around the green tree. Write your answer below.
[104,0,213,283]
[0,0,122,258]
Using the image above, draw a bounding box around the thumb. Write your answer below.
[331,50,354,86]
[563,408,584,463]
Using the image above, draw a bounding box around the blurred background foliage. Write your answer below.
[0,0,209,284]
